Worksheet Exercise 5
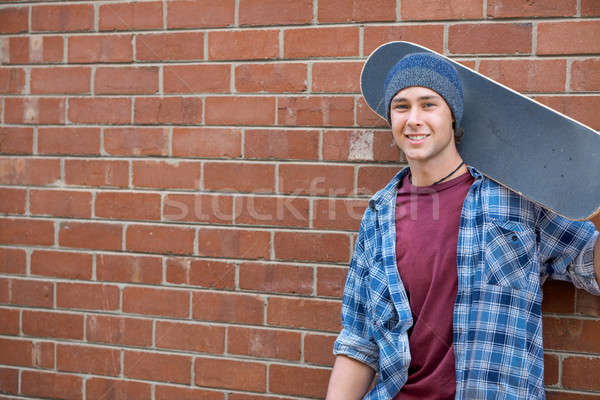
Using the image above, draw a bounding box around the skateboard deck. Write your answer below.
[361,41,600,220]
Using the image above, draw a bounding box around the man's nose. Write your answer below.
[406,107,422,127]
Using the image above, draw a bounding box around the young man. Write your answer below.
[326,52,600,399]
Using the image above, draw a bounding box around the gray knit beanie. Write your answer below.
[383,52,464,128]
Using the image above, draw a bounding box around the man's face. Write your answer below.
[390,86,456,166]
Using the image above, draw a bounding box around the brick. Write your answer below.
[167,0,234,28]
[319,0,396,22]
[582,0,600,16]
[57,344,120,376]
[0,248,26,274]
[313,198,367,231]
[133,160,202,189]
[197,227,271,259]
[192,291,264,324]
[57,282,120,311]
[402,0,483,20]
[32,4,94,32]
[95,191,161,221]
[4,278,53,308]
[269,364,330,398]
[538,21,600,55]
[104,127,169,156]
[546,392,600,400]
[155,385,224,400]
[267,296,341,331]
[274,231,350,263]
[195,357,266,391]
[312,61,362,93]
[124,351,192,384]
[96,253,163,284]
[0,157,60,185]
[134,97,202,125]
[156,321,225,353]
[163,193,234,224]
[5,36,64,64]
[304,333,337,366]
[542,280,575,314]
[543,317,600,353]
[173,128,241,158]
[535,96,600,130]
[65,159,129,188]
[86,378,152,400]
[229,395,289,400]
[0,127,33,154]
[278,164,354,196]
[236,63,307,93]
[0,367,18,394]
[187,259,236,289]
[22,310,84,339]
[449,23,532,55]
[123,286,189,318]
[244,129,319,160]
[317,266,347,298]
[284,27,359,58]
[126,223,195,255]
[228,326,301,360]
[99,1,163,31]
[22,371,82,400]
[479,59,566,93]
[323,129,401,162]
[31,250,93,280]
[235,195,310,228]
[68,97,131,124]
[240,0,312,25]
[0,7,28,33]
[487,0,576,18]
[68,34,133,63]
[363,25,446,55]
[86,314,153,347]
[30,189,92,218]
[239,262,313,295]
[0,218,54,246]
[164,64,230,94]
[0,338,53,368]
[31,67,90,94]
[38,127,100,155]
[95,66,159,94]
[5,97,65,124]
[544,353,559,386]
[205,162,275,193]
[59,221,122,251]
[356,96,389,127]
[205,96,275,125]
[136,32,204,61]
[279,95,355,127]
[562,356,600,390]
[0,67,25,93]
[357,166,400,195]
[0,308,19,335]
[577,289,600,317]
[208,29,279,60]
[571,59,600,91]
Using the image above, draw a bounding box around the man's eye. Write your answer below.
[424,103,435,108]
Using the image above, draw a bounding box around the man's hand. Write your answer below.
[589,213,600,288]
[326,355,375,400]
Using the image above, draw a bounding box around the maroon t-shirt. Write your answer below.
[393,171,474,400]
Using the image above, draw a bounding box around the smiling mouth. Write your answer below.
[405,134,430,141]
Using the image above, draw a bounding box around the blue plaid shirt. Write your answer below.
[334,166,599,400]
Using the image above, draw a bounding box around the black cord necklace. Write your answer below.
[410,161,465,185]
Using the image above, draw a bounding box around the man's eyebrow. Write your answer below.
[391,95,441,103]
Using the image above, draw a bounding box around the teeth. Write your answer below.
[407,135,427,140]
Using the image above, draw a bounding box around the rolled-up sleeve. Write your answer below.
[333,214,380,371]
[537,206,600,295]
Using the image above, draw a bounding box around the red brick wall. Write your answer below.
[0,1,599,399]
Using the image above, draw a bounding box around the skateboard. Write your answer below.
[361,41,600,221]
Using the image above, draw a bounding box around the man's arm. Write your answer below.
[590,213,600,287]
[326,355,375,400]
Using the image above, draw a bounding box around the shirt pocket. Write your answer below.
[484,219,537,290]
